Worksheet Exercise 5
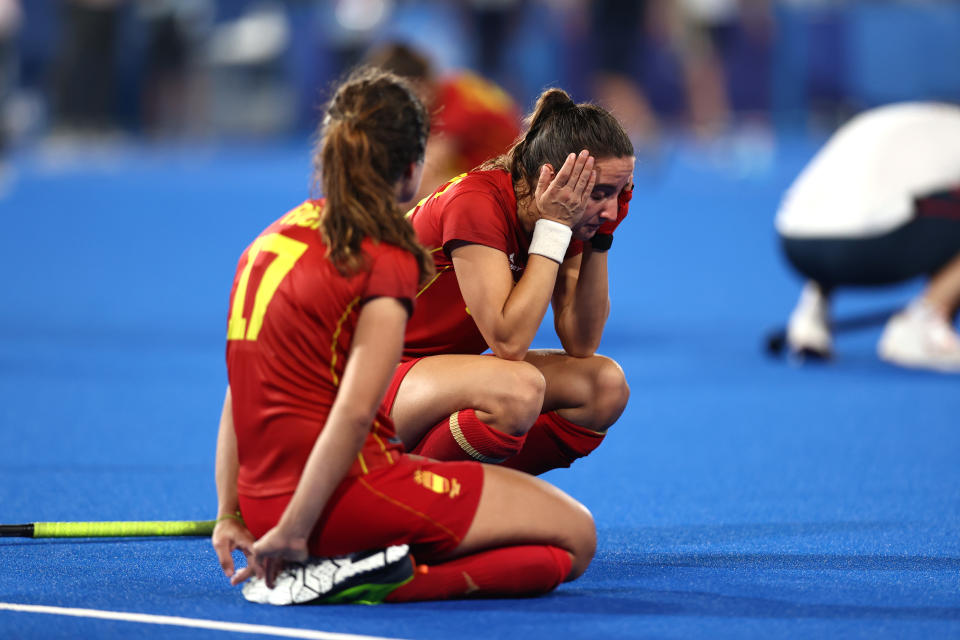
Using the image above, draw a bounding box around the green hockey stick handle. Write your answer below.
[0,520,216,538]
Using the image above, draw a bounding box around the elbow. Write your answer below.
[558,327,603,357]
[560,340,599,359]
[340,406,380,436]
[489,340,530,361]
[556,326,602,358]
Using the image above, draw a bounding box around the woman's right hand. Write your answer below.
[533,150,597,228]
[211,517,257,586]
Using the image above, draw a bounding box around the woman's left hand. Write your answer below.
[250,526,310,589]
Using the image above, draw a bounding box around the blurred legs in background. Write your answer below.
[877,253,960,373]
[589,0,658,148]
[786,281,832,360]
[0,0,20,191]
[139,0,211,139]
[50,0,122,138]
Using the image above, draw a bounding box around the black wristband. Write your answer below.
[589,233,613,252]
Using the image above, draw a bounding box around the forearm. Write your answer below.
[556,246,610,355]
[490,255,562,358]
[214,386,241,518]
[454,244,562,361]
[275,408,370,539]
[273,297,407,540]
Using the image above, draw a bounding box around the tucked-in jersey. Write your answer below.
[403,170,582,359]
[226,200,419,498]
[776,102,960,238]
[433,72,521,173]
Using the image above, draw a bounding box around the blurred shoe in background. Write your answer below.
[878,300,960,373]
[786,281,832,360]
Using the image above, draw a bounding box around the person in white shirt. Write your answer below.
[776,102,960,372]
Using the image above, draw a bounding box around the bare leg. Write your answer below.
[524,349,630,432]
[452,464,596,579]
[923,251,960,319]
[878,253,960,371]
[391,354,546,448]
[384,463,595,601]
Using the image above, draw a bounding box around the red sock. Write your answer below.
[499,411,605,475]
[386,545,571,602]
[411,409,525,463]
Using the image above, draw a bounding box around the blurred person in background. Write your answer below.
[588,0,659,148]
[584,0,770,142]
[138,0,211,138]
[50,0,123,139]
[365,41,521,207]
[0,0,20,182]
[778,102,960,373]
[659,0,771,138]
[662,0,735,138]
[456,0,526,95]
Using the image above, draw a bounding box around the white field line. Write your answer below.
[0,602,406,640]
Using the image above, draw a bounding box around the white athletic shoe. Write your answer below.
[241,544,414,606]
[877,301,960,373]
[786,283,832,359]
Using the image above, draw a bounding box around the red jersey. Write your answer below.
[226,200,419,498]
[433,72,521,172]
[403,170,583,359]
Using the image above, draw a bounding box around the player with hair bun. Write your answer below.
[211,68,596,605]
[384,87,636,475]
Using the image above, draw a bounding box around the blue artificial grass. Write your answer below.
[1,135,957,639]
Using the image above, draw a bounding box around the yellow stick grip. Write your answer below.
[31,520,216,538]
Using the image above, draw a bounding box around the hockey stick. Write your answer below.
[0,520,216,538]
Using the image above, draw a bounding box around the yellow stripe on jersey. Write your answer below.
[356,452,369,475]
[407,173,469,215]
[370,424,395,465]
[330,296,361,386]
[416,265,452,299]
[359,477,462,542]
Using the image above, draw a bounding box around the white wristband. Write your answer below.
[528,219,572,264]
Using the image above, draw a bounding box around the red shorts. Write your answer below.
[379,357,424,416]
[238,455,483,562]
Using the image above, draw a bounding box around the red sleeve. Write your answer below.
[567,238,584,259]
[439,188,513,254]
[364,244,420,311]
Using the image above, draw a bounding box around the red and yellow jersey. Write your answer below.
[403,170,582,359]
[226,200,419,498]
[433,72,521,172]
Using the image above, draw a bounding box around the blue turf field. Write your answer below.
[1,134,958,639]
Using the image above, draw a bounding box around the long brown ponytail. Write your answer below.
[314,67,434,284]
[482,88,634,203]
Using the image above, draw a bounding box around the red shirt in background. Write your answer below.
[433,71,521,173]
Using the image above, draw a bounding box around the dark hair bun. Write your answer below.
[531,89,574,123]
[537,89,575,111]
